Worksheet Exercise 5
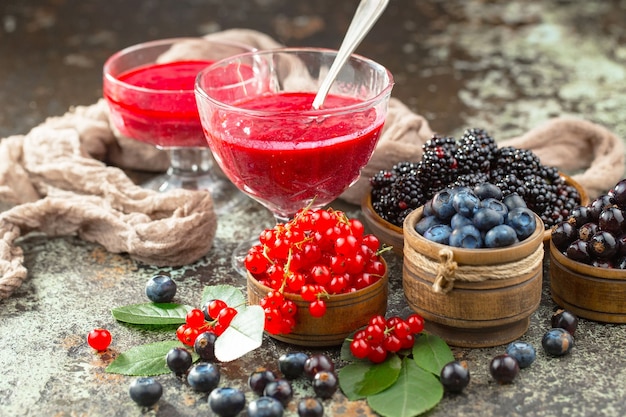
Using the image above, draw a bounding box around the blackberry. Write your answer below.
[422,134,458,154]
[455,128,497,175]
[492,147,541,181]
[448,172,490,189]
[417,148,457,197]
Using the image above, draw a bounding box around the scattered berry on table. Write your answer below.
[297,397,324,417]
[312,370,338,399]
[440,360,471,393]
[542,328,574,356]
[551,309,579,336]
[128,377,162,407]
[165,347,193,377]
[370,129,581,229]
[263,379,293,406]
[303,354,335,380]
[278,352,309,379]
[87,328,111,351]
[187,362,221,392]
[145,274,177,303]
[247,396,285,417]
[505,341,536,368]
[489,354,519,384]
[248,368,277,395]
[208,387,246,417]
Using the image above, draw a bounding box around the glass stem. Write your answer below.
[167,147,213,177]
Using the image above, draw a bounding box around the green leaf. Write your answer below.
[338,362,370,401]
[356,354,402,396]
[214,305,264,362]
[106,340,194,376]
[111,303,193,325]
[367,358,444,417]
[201,285,246,311]
[412,333,455,375]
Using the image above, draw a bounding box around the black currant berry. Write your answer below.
[578,222,598,242]
[263,379,293,406]
[489,354,519,384]
[566,240,592,264]
[248,368,277,395]
[128,377,163,407]
[610,179,626,209]
[589,231,619,259]
[303,354,335,380]
[598,207,626,235]
[312,371,338,399]
[166,347,193,377]
[194,331,217,362]
[551,309,579,336]
[297,397,324,417]
[278,352,309,379]
[551,221,577,252]
[440,360,470,393]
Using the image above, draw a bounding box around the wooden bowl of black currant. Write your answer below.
[549,178,626,323]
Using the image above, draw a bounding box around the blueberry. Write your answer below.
[542,328,574,356]
[248,396,284,417]
[506,207,537,240]
[505,341,536,368]
[194,331,217,362]
[423,200,434,217]
[278,352,309,379]
[551,309,579,336]
[414,215,443,235]
[263,379,293,406]
[166,347,193,377]
[187,362,221,392]
[480,197,508,215]
[249,368,277,395]
[484,224,519,248]
[209,387,246,417]
[502,193,527,211]
[145,275,177,303]
[303,354,335,380]
[489,354,519,384]
[312,371,338,399]
[129,377,162,407]
[473,207,505,231]
[449,224,483,249]
[423,224,453,244]
[297,397,324,417]
[474,182,503,200]
[431,188,456,220]
[439,360,470,393]
[451,213,473,229]
[452,189,480,217]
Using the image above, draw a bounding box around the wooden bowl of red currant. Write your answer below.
[549,178,626,323]
[245,207,389,347]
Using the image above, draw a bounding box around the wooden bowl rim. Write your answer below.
[549,239,626,280]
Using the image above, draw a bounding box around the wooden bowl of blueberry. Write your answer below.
[401,182,545,348]
[361,128,589,255]
[549,178,626,323]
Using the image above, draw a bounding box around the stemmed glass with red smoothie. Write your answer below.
[103,38,253,214]
[195,48,394,274]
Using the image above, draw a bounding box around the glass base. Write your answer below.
[142,171,247,216]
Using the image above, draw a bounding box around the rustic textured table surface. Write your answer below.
[2,1,626,416]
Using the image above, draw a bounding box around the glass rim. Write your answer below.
[194,47,395,117]
[103,36,257,95]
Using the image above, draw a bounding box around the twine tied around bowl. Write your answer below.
[410,245,544,294]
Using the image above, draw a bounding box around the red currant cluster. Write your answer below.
[349,314,425,364]
[176,300,237,346]
[245,207,387,336]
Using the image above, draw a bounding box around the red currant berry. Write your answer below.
[328,274,348,294]
[176,324,188,344]
[362,234,380,252]
[217,307,238,328]
[207,299,228,320]
[407,314,425,334]
[300,285,318,302]
[87,328,112,351]
[309,299,327,318]
[393,321,412,339]
[348,218,365,239]
[335,235,359,258]
[382,334,403,353]
[369,315,387,329]
[367,344,388,364]
[186,308,206,328]
[286,272,306,292]
[310,264,331,286]
[264,308,283,335]
[365,260,386,276]
[245,247,271,275]
[400,334,415,350]
[364,324,385,345]
[182,326,200,346]
[350,338,370,359]
[280,300,297,317]
[280,317,296,334]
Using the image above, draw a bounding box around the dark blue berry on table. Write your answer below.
[187,362,220,392]
[440,360,470,393]
[128,377,163,407]
[484,224,518,248]
[249,368,277,395]
[145,274,177,303]
[263,379,293,406]
[303,354,335,380]
[542,328,574,356]
[208,387,246,417]
[505,341,536,368]
[165,347,192,377]
[423,224,453,245]
[248,396,284,417]
[312,370,338,399]
[297,397,324,417]
[278,352,309,379]
[194,331,217,362]
[449,224,483,249]
[489,354,519,384]
[551,309,579,336]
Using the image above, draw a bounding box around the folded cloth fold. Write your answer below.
[0,27,624,300]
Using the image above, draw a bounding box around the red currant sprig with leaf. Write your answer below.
[176,299,239,346]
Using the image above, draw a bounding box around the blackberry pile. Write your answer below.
[370,128,581,229]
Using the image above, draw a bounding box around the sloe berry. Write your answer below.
[166,347,192,377]
[505,341,536,368]
[209,387,246,417]
[248,396,284,417]
[187,362,220,392]
[145,275,177,303]
[542,328,574,356]
[440,360,470,393]
[297,397,324,417]
[128,377,162,407]
[278,352,309,379]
